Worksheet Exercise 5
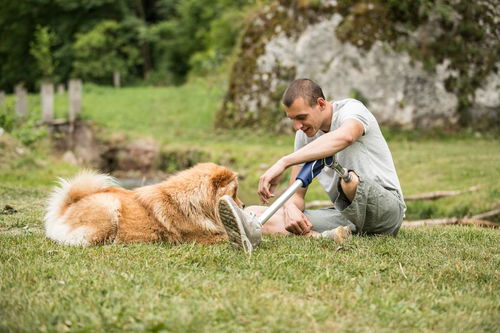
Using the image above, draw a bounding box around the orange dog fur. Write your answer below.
[44,163,243,246]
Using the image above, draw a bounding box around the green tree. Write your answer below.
[0,0,258,89]
[73,20,142,85]
[29,25,57,80]
[147,0,253,84]
[0,0,131,90]
[189,8,247,75]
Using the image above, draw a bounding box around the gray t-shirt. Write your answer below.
[294,98,405,207]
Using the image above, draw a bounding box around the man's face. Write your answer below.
[285,97,323,137]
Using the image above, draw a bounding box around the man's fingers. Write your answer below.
[258,177,269,202]
[285,223,301,235]
[296,219,310,235]
[285,219,310,235]
[269,182,277,197]
[258,175,276,204]
[284,220,298,234]
[301,214,313,231]
[258,188,269,204]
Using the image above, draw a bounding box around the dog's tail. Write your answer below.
[44,170,117,241]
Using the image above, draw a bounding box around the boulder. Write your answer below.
[217,0,499,131]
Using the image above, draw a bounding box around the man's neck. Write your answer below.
[320,101,334,132]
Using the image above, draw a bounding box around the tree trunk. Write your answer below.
[133,0,153,79]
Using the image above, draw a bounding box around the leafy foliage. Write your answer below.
[29,26,57,80]
[0,0,255,89]
[0,0,131,91]
[143,0,253,84]
[0,99,16,132]
[189,8,247,76]
[73,20,143,84]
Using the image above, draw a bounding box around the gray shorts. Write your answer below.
[304,176,405,236]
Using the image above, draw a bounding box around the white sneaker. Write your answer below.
[321,226,352,243]
[218,195,262,254]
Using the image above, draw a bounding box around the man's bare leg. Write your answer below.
[244,205,321,237]
[245,204,351,242]
[339,171,360,202]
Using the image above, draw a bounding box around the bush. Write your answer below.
[0,99,16,132]
[11,121,48,147]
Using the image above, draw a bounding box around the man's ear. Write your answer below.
[317,97,326,110]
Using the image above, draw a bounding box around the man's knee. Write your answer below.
[245,206,288,235]
[244,205,267,215]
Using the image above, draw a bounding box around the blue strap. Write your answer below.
[295,156,334,187]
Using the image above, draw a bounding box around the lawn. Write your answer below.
[0,79,499,332]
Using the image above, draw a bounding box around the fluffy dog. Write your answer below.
[44,163,242,246]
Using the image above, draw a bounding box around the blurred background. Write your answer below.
[1,3,499,331]
[0,0,499,212]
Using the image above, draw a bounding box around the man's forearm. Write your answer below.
[281,132,350,167]
[281,119,364,168]
[284,193,306,212]
[285,166,306,211]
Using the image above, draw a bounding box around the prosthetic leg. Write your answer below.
[257,156,351,225]
[218,156,352,253]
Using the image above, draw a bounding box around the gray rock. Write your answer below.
[218,1,499,131]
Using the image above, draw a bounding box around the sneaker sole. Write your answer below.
[218,197,253,254]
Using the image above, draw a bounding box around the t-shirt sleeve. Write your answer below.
[338,100,370,134]
[294,130,307,152]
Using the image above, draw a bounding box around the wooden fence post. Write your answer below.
[68,79,82,122]
[57,83,65,95]
[15,83,28,121]
[0,91,5,108]
[41,81,54,123]
[113,70,121,88]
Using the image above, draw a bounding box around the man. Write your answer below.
[218,78,406,253]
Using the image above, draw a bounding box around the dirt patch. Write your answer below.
[49,120,212,176]
[0,132,28,165]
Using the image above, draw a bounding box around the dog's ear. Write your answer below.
[211,167,237,190]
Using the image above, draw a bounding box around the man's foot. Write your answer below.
[218,195,262,254]
[320,226,352,243]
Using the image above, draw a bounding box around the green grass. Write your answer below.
[1,225,498,331]
[1,79,499,332]
[80,80,225,144]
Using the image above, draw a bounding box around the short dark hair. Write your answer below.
[282,78,325,107]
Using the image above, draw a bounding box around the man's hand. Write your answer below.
[258,159,287,204]
[283,204,312,235]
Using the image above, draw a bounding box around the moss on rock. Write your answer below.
[218,0,499,131]
[216,0,336,131]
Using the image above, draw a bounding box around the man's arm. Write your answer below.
[282,118,364,168]
[258,119,364,202]
[284,165,307,210]
[282,165,312,234]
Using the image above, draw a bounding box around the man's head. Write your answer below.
[282,79,330,136]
